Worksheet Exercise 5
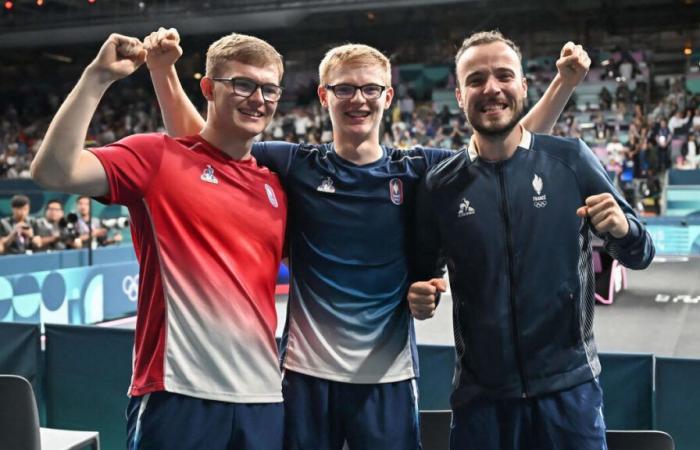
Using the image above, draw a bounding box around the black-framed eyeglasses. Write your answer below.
[212,76,283,103]
[324,84,386,100]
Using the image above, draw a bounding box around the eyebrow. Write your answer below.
[464,67,516,82]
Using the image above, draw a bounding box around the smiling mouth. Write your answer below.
[345,110,371,118]
[480,103,508,113]
[239,109,264,118]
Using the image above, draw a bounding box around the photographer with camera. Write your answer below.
[0,195,41,255]
[35,199,83,251]
[74,195,122,247]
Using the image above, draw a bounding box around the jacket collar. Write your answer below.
[468,125,532,162]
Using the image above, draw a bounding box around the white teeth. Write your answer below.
[240,110,263,117]
[482,104,507,112]
[346,111,370,117]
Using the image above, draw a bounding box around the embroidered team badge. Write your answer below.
[317,177,336,193]
[265,184,279,208]
[458,198,475,217]
[532,174,547,208]
[389,178,403,205]
[200,164,219,184]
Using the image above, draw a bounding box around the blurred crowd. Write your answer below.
[1,52,699,233]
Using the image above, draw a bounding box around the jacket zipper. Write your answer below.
[497,162,529,398]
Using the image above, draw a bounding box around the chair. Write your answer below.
[0,375,100,450]
[420,410,451,450]
[606,430,675,450]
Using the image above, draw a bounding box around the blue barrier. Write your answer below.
[655,357,700,450]
[668,169,700,185]
[0,324,697,450]
[0,322,44,422]
[0,262,139,325]
[598,353,654,429]
[0,246,136,276]
[44,324,133,450]
[642,217,700,255]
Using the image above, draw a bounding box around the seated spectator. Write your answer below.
[598,86,613,110]
[0,194,40,254]
[606,134,626,168]
[74,196,122,247]
[35,199,82,252]
[692,107,700,132]
[668,109,690,136]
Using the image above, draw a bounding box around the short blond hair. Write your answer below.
[318,44,391,85]
[455,30,522,70]
[206,33,284,80]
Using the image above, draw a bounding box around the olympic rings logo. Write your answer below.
[533,201,547,208]
[122,274,139,302]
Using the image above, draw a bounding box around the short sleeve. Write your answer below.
[251,141,298,181]
[88,133,166,205]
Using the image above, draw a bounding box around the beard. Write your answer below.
[468,98,525,138]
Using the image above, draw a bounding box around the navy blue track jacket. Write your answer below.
[414,131,655,408]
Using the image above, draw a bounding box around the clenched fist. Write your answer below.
[577,193,629,238]
[407,278,446,320]
[556,42,591,89]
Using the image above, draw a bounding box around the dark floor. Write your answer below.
[594,257,700,358]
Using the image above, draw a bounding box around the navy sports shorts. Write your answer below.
[282,370,422,450]
[450,378,607,450]
[126,391,283,450]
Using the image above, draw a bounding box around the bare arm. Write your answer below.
[145,27,205,136]
[521,42,591,133]
[31,34,146,196]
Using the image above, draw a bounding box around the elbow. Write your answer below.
[29,160,48,187]
[30,160,63,191]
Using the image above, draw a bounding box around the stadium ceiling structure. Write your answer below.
[0,0,698,50]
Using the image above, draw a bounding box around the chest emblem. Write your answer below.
[200,165,219,184]
[317,177,336,193]
[389,178,403,205]
[532,174,547,208]
[458,198,475,217]
[265,184,279,208]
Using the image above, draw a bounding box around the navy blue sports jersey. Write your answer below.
[252,142,452,383]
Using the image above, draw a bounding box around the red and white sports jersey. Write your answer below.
[90,133,287,403]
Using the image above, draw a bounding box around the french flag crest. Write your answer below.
[389,178,403,205]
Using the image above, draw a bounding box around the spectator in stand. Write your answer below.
[35,199,83,251]
[598,86,613,110]
[593,114,612,141]
[398,94,415,123]
[74,195,121,247]
[606,134,626,169]
[0,195,40,254]
[668,109,690,136]
[692,107,700,132]
[654,118,672,172]
[615,81,631,104]
[292,107,313,140]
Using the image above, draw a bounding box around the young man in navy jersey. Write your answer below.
[144,27,589,449]
[31,33,288,450]
[409,31,654,450]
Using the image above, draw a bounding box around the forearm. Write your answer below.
[150,66,205,136]
[31,66,110,190]
[521,74,574,133]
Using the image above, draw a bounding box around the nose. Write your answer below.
[483,75,501,95]
[247,86,265,105]
[349,88,365,103]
